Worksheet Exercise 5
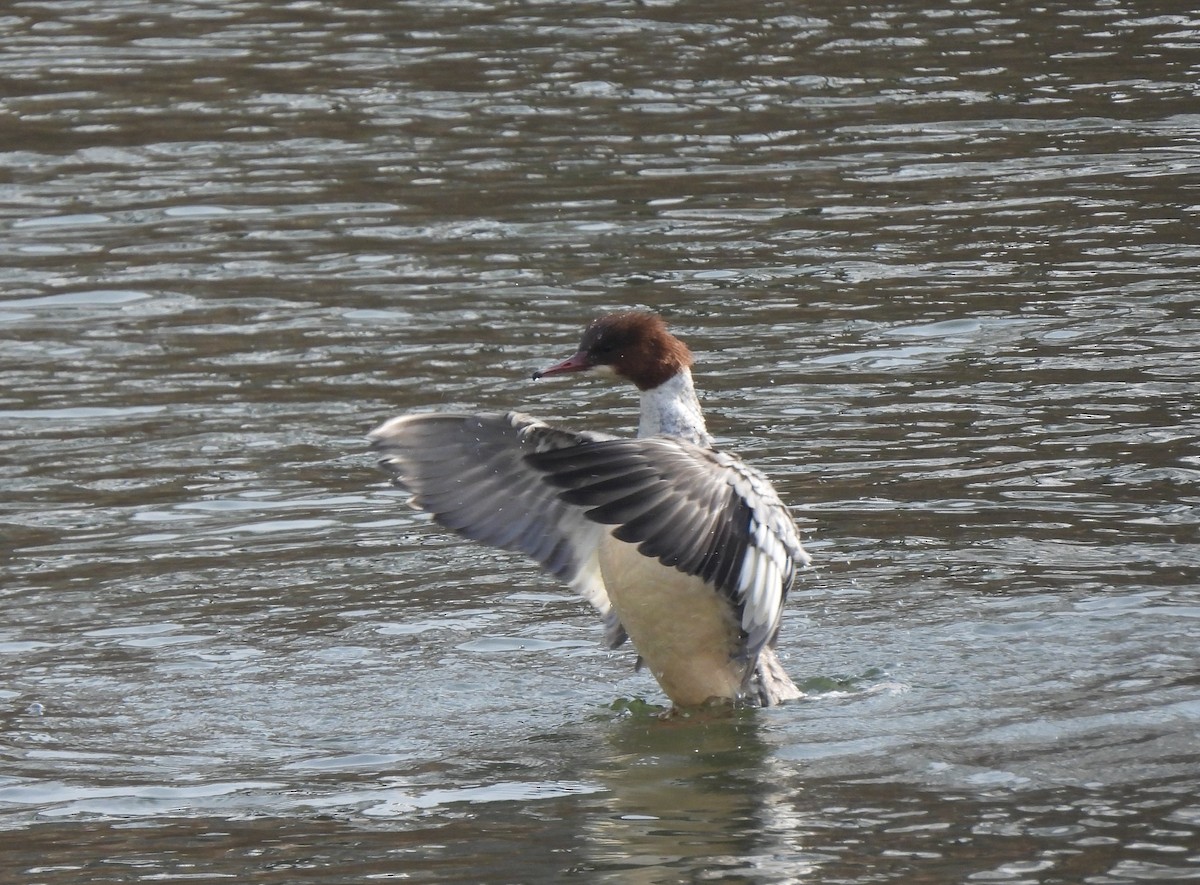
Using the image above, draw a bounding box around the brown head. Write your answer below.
[532,311,693,391]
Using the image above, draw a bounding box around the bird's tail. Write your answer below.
[753,646,804,706]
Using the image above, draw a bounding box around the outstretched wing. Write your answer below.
[525,436,808,660]
[368,411,626,647]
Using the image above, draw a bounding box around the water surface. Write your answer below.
[2,1,1199,882]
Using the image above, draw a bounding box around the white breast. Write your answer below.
[598,534,747,706]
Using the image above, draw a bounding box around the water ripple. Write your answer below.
[1,0,1198,880]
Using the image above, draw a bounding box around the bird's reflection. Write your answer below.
[573,707,814,881]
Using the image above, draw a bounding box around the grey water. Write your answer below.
[2,1,1199,882]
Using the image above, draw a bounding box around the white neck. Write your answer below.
[637,369,711,447]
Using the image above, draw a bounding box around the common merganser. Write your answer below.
[369,311,809,708]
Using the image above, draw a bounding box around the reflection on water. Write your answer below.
[2,0,1199,881]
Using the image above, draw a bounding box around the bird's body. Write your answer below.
[369,311,809,708]
[596,532,745,704]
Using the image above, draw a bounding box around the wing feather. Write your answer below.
[369,412,809,664]
[527,436,808,659]
[368,411,627,647]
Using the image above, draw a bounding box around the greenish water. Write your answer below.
[2,1,1198,881]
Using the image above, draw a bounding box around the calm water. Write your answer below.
[2,1,1199,882]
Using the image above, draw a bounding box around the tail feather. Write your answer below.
[752,646,804,706]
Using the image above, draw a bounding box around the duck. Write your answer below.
[368,310,809,708]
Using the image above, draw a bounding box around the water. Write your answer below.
[2,1,1199,881]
